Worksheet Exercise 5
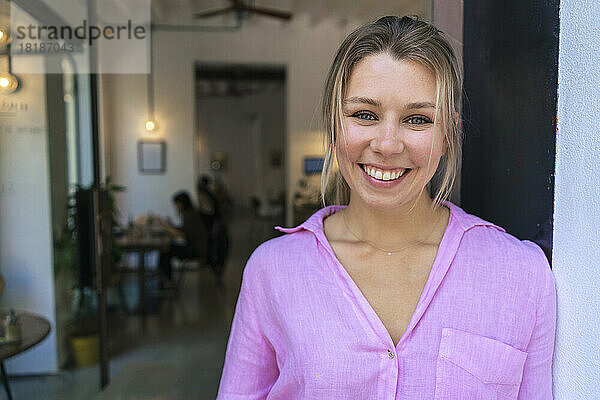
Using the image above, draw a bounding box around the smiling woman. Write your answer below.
[322,19,462,212]
[217,16,556,400]
[336,56,445,211]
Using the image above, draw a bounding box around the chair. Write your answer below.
[175,218,229,293]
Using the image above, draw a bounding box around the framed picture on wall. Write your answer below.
[138,140,166,174]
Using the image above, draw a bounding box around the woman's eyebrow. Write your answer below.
[406,101,436,110]
[342,98,436,110]
[342,96,381,107]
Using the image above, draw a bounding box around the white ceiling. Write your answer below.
[152,0,430,26]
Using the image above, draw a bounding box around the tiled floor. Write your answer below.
[8,210,281,400]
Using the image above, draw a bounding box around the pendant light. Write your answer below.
[144,30,157,132]
[0,27,11,47]
[0,26,20,94]
[0,72,19,93]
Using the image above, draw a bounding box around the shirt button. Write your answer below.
[387,349,395,359]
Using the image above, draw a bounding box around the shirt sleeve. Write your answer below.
[217,251,279,399]
[518,245,557,399]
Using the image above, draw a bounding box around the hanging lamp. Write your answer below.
[0,26,20,94]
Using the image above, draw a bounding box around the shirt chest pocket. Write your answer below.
[434,328,528,400]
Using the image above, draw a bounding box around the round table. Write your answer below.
[0,311,51,400]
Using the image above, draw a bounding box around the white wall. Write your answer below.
[0,73,58,374]
[0,1,58,375]
[0,0,96,375]
[197,85,285,210]
[553,1,600,397]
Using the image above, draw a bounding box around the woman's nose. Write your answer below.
[369,121,404,156]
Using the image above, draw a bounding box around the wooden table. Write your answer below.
[0,311,51,400]
[115,235,171,314]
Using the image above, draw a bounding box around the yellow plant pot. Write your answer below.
[69,334,99,367]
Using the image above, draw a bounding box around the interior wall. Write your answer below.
[0,3,58,374]
[0,71,58,374]
[553,1,600,397]
[197,84,285,212]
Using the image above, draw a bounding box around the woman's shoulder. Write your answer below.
[249,229,317,263]
[463,220,548,265]
[449,202,542,252]
[243,206,337,278]
[449,202,553,287]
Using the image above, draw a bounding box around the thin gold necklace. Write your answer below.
[341,210,442,256]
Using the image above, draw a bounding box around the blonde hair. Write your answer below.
[320,16,462,208]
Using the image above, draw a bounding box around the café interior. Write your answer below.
[0,0,465,399]
[0,0,572,400]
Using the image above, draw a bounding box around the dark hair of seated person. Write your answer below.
[160,191,208,281]
[172,191,194,212]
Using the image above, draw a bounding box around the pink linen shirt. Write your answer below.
[217,201,557,399]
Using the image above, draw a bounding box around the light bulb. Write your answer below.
[0,73,19,93]
[0,27,11,47]
[145,120,156,131]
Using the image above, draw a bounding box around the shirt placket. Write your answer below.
[312,211,465,400]
[314,235,402,399]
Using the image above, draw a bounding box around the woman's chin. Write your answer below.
[351,193,417,212]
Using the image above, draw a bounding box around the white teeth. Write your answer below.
[361,164,408,181]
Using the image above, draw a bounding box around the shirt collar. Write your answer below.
[274,201,504,236]
[274,205,345,235]
[443,201,506,233]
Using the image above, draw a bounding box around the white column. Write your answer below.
[553,1,600,398]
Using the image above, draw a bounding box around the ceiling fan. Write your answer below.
[193,0,293,21]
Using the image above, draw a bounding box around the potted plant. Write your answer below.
[55,178,125,367]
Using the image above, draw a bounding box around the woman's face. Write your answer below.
[337,53,446,210]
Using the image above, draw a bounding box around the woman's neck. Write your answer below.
[341,193,448,249]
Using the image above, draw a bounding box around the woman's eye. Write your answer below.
[352,112,377,121]
[406,116,432,125]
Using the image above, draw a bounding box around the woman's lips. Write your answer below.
[359,163,411,187]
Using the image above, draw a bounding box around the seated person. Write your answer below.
[212,178,233,222]
[196,174,218,231]
[159,191,208,282]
